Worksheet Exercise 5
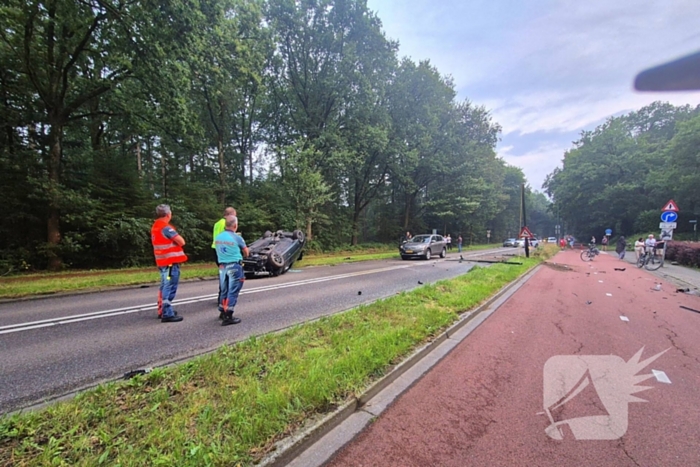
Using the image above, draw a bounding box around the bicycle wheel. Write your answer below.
[580,250,592,262]
[645,253,663,271]
[636,254,645,268]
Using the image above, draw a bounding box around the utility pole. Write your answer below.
[522,183,529,258]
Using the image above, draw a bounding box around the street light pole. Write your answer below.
[691,220,698,242]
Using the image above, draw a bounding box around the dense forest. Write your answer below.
[1,0,557,272]
[544,102,700,242]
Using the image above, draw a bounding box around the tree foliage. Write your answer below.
[1,0,538,272]
[544,102,700,241]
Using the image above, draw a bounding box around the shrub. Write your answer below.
[665,241,700,268]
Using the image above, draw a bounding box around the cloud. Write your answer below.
[499,141,569,191]
[367,0,700,188]
[485,89,700,137]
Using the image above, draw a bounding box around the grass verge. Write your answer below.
[0,245,497,299]
[0,249,551,466]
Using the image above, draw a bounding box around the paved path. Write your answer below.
[322,250,700,467]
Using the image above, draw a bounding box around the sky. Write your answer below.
[365,0,700,191]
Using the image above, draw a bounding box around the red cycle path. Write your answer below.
[326,250,700,467]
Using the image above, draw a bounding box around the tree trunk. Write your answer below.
[403,195,411,230]
[135,141,142,177]
[351,209,359,246]
[46,121,63,270]
[306,216,313,242]
[161,150,167,198]
[218,136,226,205]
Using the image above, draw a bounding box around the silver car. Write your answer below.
[400,234,447,260]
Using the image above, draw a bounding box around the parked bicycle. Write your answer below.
[580,243,600,261]
[636,248,663,271]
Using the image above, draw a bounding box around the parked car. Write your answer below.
[243,229,305,277]
[503,238,518,247]
[547,237,557,243]
[400,234,447,260]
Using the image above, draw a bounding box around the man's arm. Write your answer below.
[242,246,250,258]
[172,235,186,247]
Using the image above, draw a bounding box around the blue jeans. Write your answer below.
[219,263,244,314]
[458,243,462,253]
[158,264,181,318]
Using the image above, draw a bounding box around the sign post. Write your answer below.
[658,200,680,267]
[691,220,697,242]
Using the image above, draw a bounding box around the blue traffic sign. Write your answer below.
[605,229,612,236]
[661,211,678,222]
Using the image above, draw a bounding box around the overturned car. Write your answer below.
[243,229,306,277]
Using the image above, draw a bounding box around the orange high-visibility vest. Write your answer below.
[151,218,188,267]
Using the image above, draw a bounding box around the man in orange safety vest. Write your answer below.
[151,204,187,323]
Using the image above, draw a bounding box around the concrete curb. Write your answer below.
[258,264,541,467]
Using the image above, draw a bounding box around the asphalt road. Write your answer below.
[325,250,700,467]
[0,248,512,415]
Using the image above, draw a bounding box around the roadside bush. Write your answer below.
[665,241,700,268]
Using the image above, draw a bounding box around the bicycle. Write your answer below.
[580,244,600,262]
[636,248,663,271]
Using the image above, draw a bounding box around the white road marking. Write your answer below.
[1,260,465,335]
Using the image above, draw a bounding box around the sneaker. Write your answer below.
[221,316,241,326]
[161,315,183,323]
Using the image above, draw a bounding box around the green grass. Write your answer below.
[0,250,552,466]
[0,244,498,299]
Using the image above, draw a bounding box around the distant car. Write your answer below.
[547,237,557,243]
[516,238,538,248]
[400,234,447,260]
[243,229,305,277]
[503,238,518,247]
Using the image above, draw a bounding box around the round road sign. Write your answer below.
[661,211,678,222]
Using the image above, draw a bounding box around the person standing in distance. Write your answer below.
[645,234,657,255]
[634,237,645,260]
[212,207,237,311]
[215,215,249,326]
[151,204,187,323]
[615,236,627,260]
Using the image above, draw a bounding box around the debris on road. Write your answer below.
[614,268,626,271]
[680,305,700,314]
[651,369,672,384]
[123,368,152,380]
[620,315,629,322]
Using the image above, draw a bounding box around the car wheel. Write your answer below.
[440,247,446,258]
[424,249,431,260]
[269,252,284,268]
[292,230,305,243]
